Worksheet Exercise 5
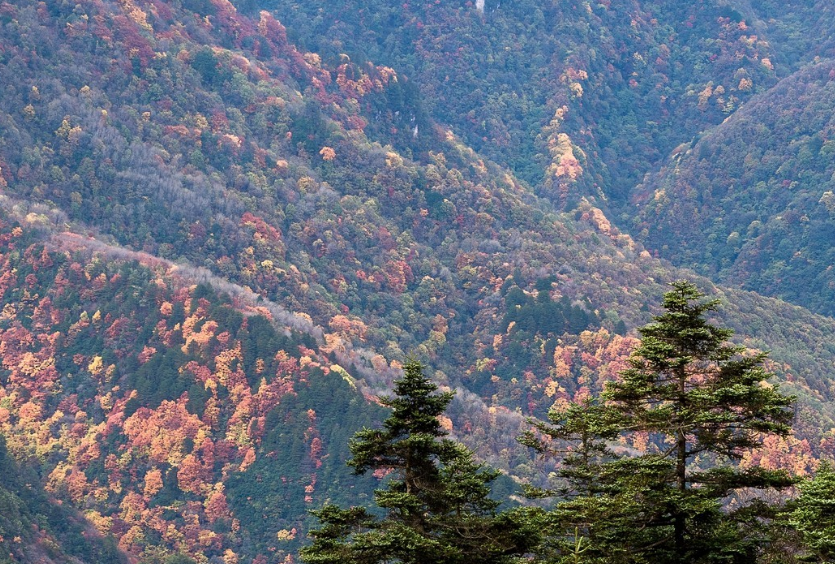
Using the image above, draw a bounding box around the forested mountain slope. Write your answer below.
[248,0,781,202]
[632,60,835,316]
[0,209,396,561]
[0,434,126,564]
[728,0,835,70]
[1,0,835,562]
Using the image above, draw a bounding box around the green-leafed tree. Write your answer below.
[523,281,797,563]
[518,399,620,501]
[520,399,642,563]
[789,462,835,562]
[301,360,538,564]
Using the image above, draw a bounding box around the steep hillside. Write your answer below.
[632,60,835,316]
[246,0,781,203]
[0,435,126,564]
[2,0,835,562]
[731,0,835,70]
[0,210,392,562]
[0,0,658,390]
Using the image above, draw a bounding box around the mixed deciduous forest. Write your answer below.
[1,0,835,562]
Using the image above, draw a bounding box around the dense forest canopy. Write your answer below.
[0,0,834,562]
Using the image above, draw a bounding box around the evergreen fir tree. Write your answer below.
[301,360,537,564]
[603,281,795,560]
[522,281,796,563]
[520,400,680,563]
[518,399,648,563]
[518,399,620,500]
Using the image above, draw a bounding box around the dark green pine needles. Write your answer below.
[521,281,796,564]
[301,360,537,564]
[789,462,835,562]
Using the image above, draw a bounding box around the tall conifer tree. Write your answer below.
[523,281,796,563]
[301,360,536,564]
[604,281,795,559]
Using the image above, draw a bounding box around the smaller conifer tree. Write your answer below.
[301,360,536,564]
[789,462,835,562]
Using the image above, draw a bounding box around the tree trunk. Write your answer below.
[675,427,686,555]
[675,364,687,557]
